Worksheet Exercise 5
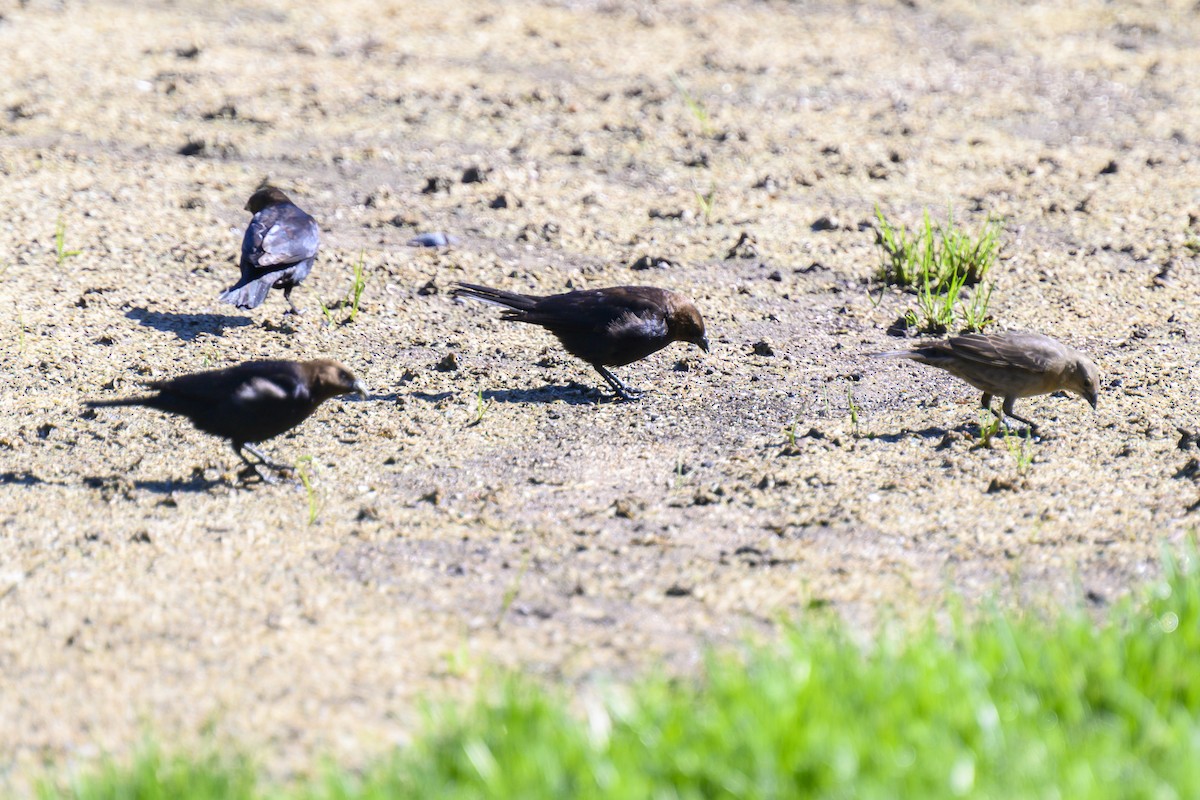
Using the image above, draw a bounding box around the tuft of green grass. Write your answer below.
[347,250,368,323]
[317,296,335,327]
[847,389,861,438]
[695,186,716,225]
[875,207,1000,333]
[33,544,1200,799]
[977,410,1002,447]
[1004,426,1035,476]
[36,743,258,800]
[294,456,321,525]
[467,389,491,427]
[495,554,530,630]
[785,418,799,448]
[54,216,82,267]
[959,280,995,333]
[670,75,713,136]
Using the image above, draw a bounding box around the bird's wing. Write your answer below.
[605,309,669,340]
[256,211,319,267]
[520,287,668,330]
[242,206,319,269]
[155,362,306,404]
[947,332,1061,372]
[235,376,290,402]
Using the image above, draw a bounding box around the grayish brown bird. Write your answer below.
[873,331,1100,432]
[86,359,366,482]
[451,282,709,401]
[219,186,319,314]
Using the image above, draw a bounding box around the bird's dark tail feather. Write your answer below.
[451,282,540,311]
[219,277,272,310]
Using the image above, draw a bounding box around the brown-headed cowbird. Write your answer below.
[873,331,1100,432]
[86,359,365,482]
[451,282,709,400]
[219,187,319,314]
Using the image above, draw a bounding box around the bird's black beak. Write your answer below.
[696,336,710,354]
[1086,391,1098,410]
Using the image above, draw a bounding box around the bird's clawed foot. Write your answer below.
[595,365,644,403]
[236,443,294,484]
[282,288,304,315]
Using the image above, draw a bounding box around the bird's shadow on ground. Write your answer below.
[483,384,602,405]
[871,422,1038,443]
[126,307,252,341]
[381,386,609,406]
[82,473,228,494]
[871,425,957,443]
[0,471,46,486]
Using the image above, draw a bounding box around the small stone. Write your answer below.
[421,176,452,194]
[461,165,489,183]
[725,231,759,260]
[407,232,453,247]
[435,353,458,372]
[630,254,677,271]
[751,340,774,357]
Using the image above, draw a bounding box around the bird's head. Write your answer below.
[667,296,709,354]
[304,359,368,402]
[245,186,292,213]
[1068,353,1101,410]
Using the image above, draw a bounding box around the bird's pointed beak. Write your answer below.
[696,336,710,354]
[352,380,368,399]
[1087,392,1098,410]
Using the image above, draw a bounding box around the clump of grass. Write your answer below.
[43,543,1200,797]
[1004,426,1035,476]
[670,75,713,136]
[294,456,321,525]
[875,206,1000,333]
[785,418,800,448]
[495,554,530,629]
[316,296,336,326]
[347,250,368,322]
[847,389,861,438]
[54,216,81,267]
[319,251,371,325]
[467,389,491,427]
[695,186,716,225]
[977,410,1002,447]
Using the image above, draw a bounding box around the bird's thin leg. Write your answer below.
[594,365,642,401]
[233,443,279,484]
[980,392,1001,429]
[282,285,304,315]
[1001,396,1039,434]
[243,442,291,471]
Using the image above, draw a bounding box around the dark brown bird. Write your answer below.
[219,186,319,314]
[873,331,1100,432]
[451,282,709,400]
[86,359,366,482]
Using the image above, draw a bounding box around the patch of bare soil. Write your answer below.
[1,0,1197,785]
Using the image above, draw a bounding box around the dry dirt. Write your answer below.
[1,0,1198,787]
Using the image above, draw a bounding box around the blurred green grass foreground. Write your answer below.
[34,544,1200,799]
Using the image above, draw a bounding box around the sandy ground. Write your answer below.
[1,0,1198,786]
